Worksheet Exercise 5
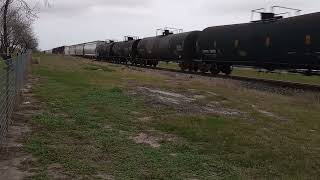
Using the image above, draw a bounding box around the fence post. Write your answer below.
[15,55,18,96]
[5,60,10,132]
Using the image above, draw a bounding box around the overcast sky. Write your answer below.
[33,0,320,50]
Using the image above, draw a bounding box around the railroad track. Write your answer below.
[94,60,320,92]
[157,67,320,92]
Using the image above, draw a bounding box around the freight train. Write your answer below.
[49,41,105,58]
[51,9,320,75]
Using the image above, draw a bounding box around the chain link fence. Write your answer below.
[0,51,31,145]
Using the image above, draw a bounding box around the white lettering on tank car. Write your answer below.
[202,49,216,54]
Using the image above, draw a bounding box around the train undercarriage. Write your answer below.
[100,56,233,75]
[103,57,159,67]
[131,58,158,67]
[179,61,233,75]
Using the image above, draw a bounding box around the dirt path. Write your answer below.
[0,77,40,180]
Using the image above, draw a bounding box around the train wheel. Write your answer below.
[153,62,158,68]
[188,65,193,72]
[200,68,207,73]
[200,63,209,74]
[304,69,313,76]
[210,68,220,75]
[179,63,187,71]
[193,64,199,72]
[210,64,220,75]
[221,65,232,75]
[211,69,220,75]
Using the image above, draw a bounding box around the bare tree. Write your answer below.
[0,0,50,58]
[5,8,38,52]
[2,0,10,56]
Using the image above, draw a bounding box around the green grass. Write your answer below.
[25,54,320,179]
[83,64,115,72]
[158,62,180,70]
[233,68,320,85]
[0,59,6,68]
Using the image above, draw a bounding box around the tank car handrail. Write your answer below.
[251,8,266,21]
[271,6,302,16]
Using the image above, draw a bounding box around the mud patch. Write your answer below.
[130,131,180,148]
[258,110,287,121]
[0,155,35,180]
[251,105,288,121]
[139,87,195,102]
[95,172,115,180]
[170,153,178,157]
[103,124,113,131]
[134,87,243,117]
[5,125,31,148]
[131,133,161,148]
[205,101,242,116]
[157,95,181,105]
[130,111,141,115]
[193,95,206,100]
[47,163,71,179]
[138,117,153,122]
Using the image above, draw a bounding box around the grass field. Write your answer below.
[25,54,320,179]
[0,60,5,68]
[0,60,6,80]
[158,62,320,85]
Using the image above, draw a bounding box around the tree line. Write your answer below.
[0,0,47,58]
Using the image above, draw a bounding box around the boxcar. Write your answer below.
[69,45,76,56]
[52,46,65,54]
[84,41,105,58]
[64,46,70,55]
[44,50,52,54]
[75,44,84,56]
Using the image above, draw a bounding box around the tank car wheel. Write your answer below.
[153,62,158,68]
[200,68,208,73]
[200,64,209,74]
[210,64,220,75]
[193,65,199,72]
[179,63,187,71]
[210,68,220,75]
[221,65,232,75]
